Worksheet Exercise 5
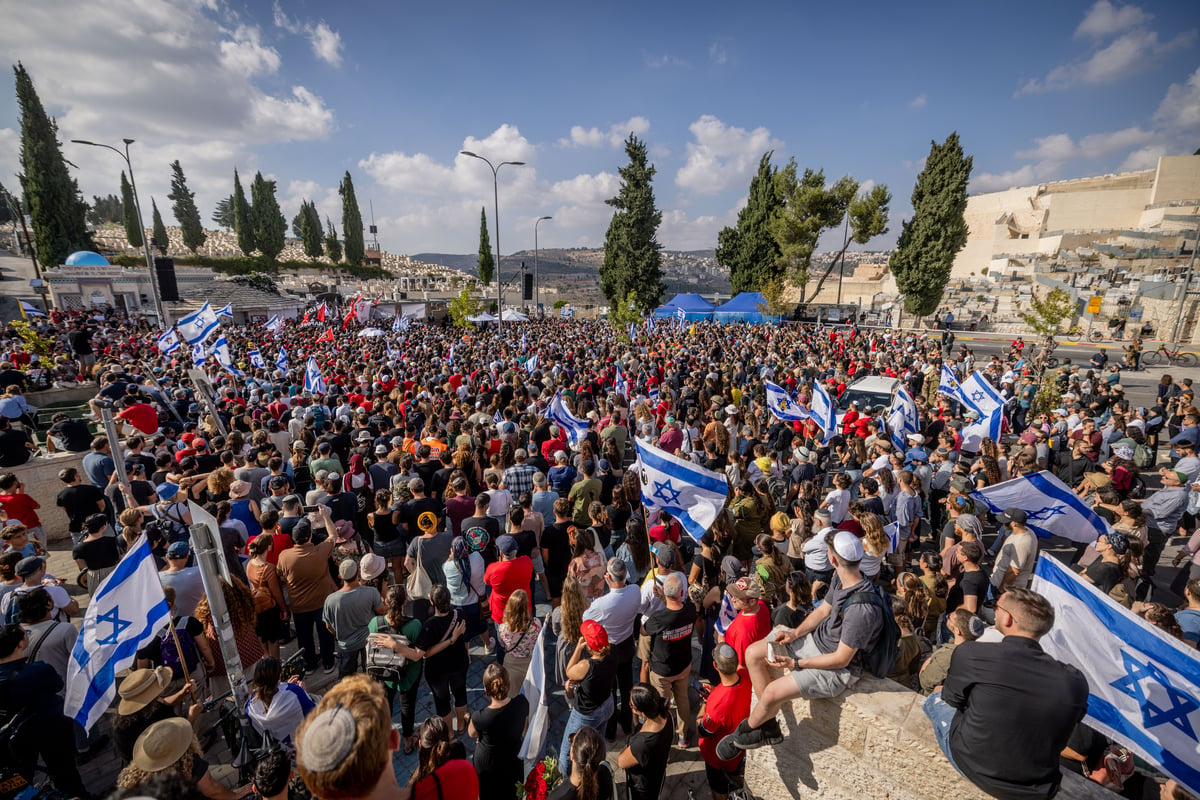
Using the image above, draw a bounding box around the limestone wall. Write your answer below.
[742,676,1120,799]
[7,450,88,542]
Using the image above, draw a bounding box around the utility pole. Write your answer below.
[11,199,50,314]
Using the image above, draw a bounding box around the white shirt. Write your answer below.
[583,583,641,644]
[823,488,850,524]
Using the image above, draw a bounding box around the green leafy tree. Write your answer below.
[249,171,286,263]
[14,62,92,267]
[233,169,255,256]
[607,290,641,337]
[324,216,342,263]
[600,134,664,313]
[767,163,860,304]
[448,286,481,328]
[890,132,973,317]
[716,152,784,294]
[212,195,235,230]
[87,194,122,226]
[298,200,323,260]
[291,210,304,239]
[120,171,143,248]
[1019,288,1075,337]
[804,184,891,303]
[150,198,168,254]
[229,273,280,295]
[477,206,495,284]
[167,160,206,254]
[339,171,364,267]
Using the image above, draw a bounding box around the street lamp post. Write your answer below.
[460,151,525,331]
[71,138,167,325]
[534,215,552,313]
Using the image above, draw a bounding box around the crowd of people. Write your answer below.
[0,304,1195,800]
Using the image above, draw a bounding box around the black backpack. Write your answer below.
[834,582,901,679]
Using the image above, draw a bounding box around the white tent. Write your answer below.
[501,309,529,322]
[467,313,498,324]
[357,327,385,338]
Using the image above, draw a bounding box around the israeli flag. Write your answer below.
[962,404,1004,450]
[191,342,207,369]
[18,300,45,318]
[275,347,288,373]
[385,342,400,361]
[263,315,282,335]
[675,307,686,323]
[518,624,551,763]
[248,349,267,370]
[156,328,180,356]
[884,521,902,553]
[635,438,729,543]
[971,470,1107,544]
[628,322,636,341]
[1032,554,1200,795]
[886,387,921,450]
[938,364,964,402]
[614,365,629,398]
[448,344,455,365]
[520,330,528,351]
[64,536,171,731]
[766,380,808,423]
[561,306,575,318]
[648,386,659,404]
[215,303,234,319]
[713,591,737,636]
[548,392,589,447]
[304,357,326,395]
[809,381,838,444]
[647,315,656,333]
[525,355,538,375]
[960,371,1005,418]
[210,335,242,376]
[176,301,220,345]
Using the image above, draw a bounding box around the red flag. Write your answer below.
[317,304,327,322]
[342,304,357,329]
[317,328,334,343]
[302,310,312,325]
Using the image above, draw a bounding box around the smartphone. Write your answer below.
[302,505,320,514]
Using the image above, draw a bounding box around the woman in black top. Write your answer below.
[689,530,722,684]
[617,684,674,800]
[1083,531,1129,596]
[468,663,530,800]
[605,485,633,551]
[72,513,122,591]
[548,725,613,800]
[414,585,469,734]
[558,620,617,777]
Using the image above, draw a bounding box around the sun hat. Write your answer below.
[118,667,172,715]
[580,619,609,651]
[132,717,196,773]
[360,553,387,582]
[155,482,180,502]
[229,480,251,499]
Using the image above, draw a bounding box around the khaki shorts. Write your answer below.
[777,626,858,700]
[637,631,651,663]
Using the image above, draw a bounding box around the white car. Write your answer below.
[835,375,901,427]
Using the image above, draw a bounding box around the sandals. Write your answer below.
[404,735,418,755]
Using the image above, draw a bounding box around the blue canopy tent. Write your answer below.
[712,292,778,324]
[652,293,715,320]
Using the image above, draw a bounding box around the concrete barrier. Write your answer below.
[5,450,88,542]
[743,675,1121,799]
[27,385,96,408]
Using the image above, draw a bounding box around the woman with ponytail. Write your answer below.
[617,683,674,800]
[548,725,612,800]
[408,716,478,799]
[468,663,529,800]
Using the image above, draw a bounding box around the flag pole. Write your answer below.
[169,622,194,697]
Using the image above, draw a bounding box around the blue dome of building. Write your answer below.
[64,251,111,266]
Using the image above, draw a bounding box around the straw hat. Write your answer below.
[132,717,195,772]
[118,667,172,715]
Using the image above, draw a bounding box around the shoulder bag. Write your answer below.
[405,537,433,601]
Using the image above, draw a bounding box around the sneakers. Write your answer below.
[715,718,783,761]
[323,664,336,674]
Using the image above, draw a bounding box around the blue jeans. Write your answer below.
[923,692,961,775]
[558,696,614,776]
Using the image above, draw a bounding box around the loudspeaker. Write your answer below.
[154,257,179,302]
[523,273,534,301]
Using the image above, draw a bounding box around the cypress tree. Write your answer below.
[120,171,143,248]
[600,134,664,313]
[150,198,168,254]
[339,171,364,267]
[14,62,92,267]
[324,217,342,263]
[477,206,494,285]
[167,160,206,253]
[716,151,784,294]
[233,169,255,256]
[249,171,285,263]
[211,195,235,230]
[890,132,973,317]
[299,200,323,260]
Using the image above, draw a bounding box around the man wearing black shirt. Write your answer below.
[540,498,574,602]
[412,444,443,491]
[459,493,500,560]
[45,413,91,454]
[644,572,698,744]
[68,323,95,378]
[924,587,1088,799]
[945,541,988,619]
[56,468,107,543]
[400,478,444,541]
[0,418,34,467]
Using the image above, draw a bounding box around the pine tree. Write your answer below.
[299,200,323,260]
[232,169,254,256]
[339,171,364,267]
[14,63,92,267]
[600,134,664,313]
[477,206,495,285]
[0,182,15,225]
[150,198,168,254]
[212,195,235,230]
[119,171,143,248]
[291,210,304,239]
[167,160,206,253]
[324,216,342,263]
[87,194,122,226]
[890,132,973,317]
[716,152,784,294]
[249,171,286,263]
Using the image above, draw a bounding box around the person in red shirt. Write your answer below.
[116,395,160,435]
[249,509,293,565]
[720,578,771,666]
[698,643,753,800]
[0,472,44,547]
[484,535,533,624]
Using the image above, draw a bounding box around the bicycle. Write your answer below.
[1140,344,1198,367]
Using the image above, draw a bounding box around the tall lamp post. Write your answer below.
[460,150,524,331]
[534,215,552,313]
[70,138,166,325]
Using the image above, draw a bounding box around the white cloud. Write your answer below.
[1120,144,1168,171]
[659,205,739,250]
[558,116,651,148]
[359,152,456,194]
[272,2,343,67]
[248,87,334,142]
[0,129,18,189]
[550,173,620,205]
[1014,127,1154,162]
[1075,0,1152,39]
[218,25,280,77]
[1155,66,1200,131]
[970,165,1042,193]
[675,115,783,195]
[644,53,689,69]
[908,93,927,109]
[859,179,877,196]
[1018,27,1196,95]
[709,42,728,65]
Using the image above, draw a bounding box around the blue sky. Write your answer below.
[1,0,1197,257]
